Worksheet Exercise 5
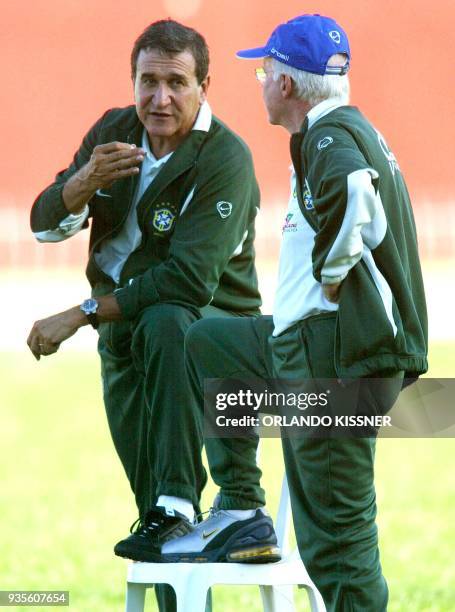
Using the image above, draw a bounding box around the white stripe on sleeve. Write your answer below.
[321,168,380,284]
[34,206,89,243]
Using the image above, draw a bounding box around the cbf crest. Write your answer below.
[152,204,177,234]
[302,179,314,210]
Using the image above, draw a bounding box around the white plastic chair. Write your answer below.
[123,474,326,612]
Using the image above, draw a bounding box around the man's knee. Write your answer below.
[132,303,199,357]
[185,318,218,363]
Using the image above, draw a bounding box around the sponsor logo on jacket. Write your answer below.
[282,213,298,233]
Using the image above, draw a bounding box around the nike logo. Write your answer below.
[202,528,219,539]
[95,189,112,198]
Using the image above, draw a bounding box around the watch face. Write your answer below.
[81,298,98,314]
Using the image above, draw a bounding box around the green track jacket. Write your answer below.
[31,106,261,319]
[290,105,428,379]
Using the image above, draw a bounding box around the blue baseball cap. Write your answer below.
[236,14,350,76]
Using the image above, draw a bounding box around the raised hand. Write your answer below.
[62,142,146,214]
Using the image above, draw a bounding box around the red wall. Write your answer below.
[3,0,454,210]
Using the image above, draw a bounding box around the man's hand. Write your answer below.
[27,306,87,361]
[323,281,342,304]
[77,142,146,190]
[27,295,122,360]
[62,142,146,214]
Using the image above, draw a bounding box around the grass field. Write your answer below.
[1,342,454,611]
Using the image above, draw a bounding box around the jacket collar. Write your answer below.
[306,98,345,129]
[291,98,346,150]
[192,101,212,132]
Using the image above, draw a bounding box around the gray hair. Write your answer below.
[271,54,350,106]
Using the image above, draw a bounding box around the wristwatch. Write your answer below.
[80,298,99,329]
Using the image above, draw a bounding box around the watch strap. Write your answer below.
[86,311,99,329]
[80,298,99,330]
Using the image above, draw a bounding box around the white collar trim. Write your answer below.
[307,99,345,129]
[192,101,212,132]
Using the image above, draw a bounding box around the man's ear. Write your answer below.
[199,75,210,103]
[281,74,293,99]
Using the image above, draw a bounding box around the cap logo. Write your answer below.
[329,30,341,44]
[270,47,290,62]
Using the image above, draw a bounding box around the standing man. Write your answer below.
[161,14,428,612]
[27,17,263,593]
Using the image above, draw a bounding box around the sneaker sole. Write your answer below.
[227,545,282,563]
[114,550,161,562]
[115,545,281,564]
[161,544,281,564]
[114,546,166,563]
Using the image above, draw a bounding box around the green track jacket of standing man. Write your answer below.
[290,105,428,379]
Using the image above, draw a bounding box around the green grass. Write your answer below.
[1,343,454,611]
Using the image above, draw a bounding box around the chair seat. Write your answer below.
[128,553,310,585]
[123,473,326,611]
[126,551,326,612]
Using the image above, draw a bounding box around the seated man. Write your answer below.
[27,18,276,595]
[158,14,428,612]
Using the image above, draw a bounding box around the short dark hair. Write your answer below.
[131,19,209,84]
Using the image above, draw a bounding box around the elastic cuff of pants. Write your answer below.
[217,493,265,511]
[155,481,199,509]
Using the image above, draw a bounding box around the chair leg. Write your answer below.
[302,584,327,612]
[175,581,210,612]
[259,584,295,612]
[274,585,295,611]
[259,585,275,612]
[125,582,146,612]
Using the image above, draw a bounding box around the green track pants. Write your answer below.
[185,313,403,612]
[98,301,238,612]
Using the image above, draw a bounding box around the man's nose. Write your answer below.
[153,83,171,107]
